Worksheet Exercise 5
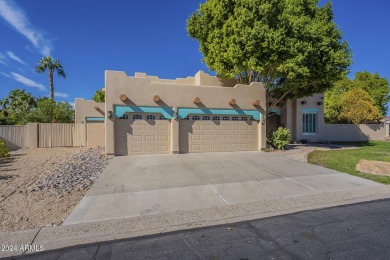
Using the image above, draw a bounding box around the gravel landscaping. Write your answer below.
[0,147,113,232]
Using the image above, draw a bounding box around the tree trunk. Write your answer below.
[49,70,54,100]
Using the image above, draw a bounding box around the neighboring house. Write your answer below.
[75,70,387,156]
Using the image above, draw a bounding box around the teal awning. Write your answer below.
[177,108,261,120]
[114,105,174,119]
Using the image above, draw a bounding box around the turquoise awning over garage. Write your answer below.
[177,108,261,120]
[114,105,174,119]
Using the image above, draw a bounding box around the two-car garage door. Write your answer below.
[179,115,258,153]
[115,113,258,155]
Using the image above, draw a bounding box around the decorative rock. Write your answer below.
[356,160,390,176]
[35,147,113,195]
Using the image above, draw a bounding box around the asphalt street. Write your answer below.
[10,199,390,260]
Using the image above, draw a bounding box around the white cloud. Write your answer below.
[0,0,52,56]
[0,52,6,65]
[54,92,69,98]
[6,51,26,65]
[68,102,75,109]
[9,72,46,91]
[1,72,10,78]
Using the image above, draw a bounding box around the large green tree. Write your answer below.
[35,56,66,100]
[6,89,36,124]
[0,98,9,118]
[353,71,389,115]
[92,90,105,102]
[338,88,382,124]
[187,0,351,111]
[29,98,74,123]
[325,71,389,123]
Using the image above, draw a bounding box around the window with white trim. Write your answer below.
[212,116,220,121]
[222,116,230,121]
[250,117,256,121]
[146,115,155,120]
[182,116,189,120]
[192,115,200,120]
[303,112,317,134]
[120,114,128,119]
[202,116,210,120]
[159,115,168,120]
[232,116,239,121]
[241,116,248,121]
[133,114,142,119]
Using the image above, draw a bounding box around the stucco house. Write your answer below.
[75,70,388,156]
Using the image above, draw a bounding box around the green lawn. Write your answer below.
[307,141,390,184]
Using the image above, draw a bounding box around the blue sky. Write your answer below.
[0,0,389,115]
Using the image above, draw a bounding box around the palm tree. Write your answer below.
[35,56,66,100]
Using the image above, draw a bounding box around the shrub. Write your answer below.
[268,127,291,150]
[0,139,10,158]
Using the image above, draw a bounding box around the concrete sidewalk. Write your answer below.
[63,151,381,225]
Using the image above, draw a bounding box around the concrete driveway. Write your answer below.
[64,151,381,225]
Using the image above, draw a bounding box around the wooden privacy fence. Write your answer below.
[0,123,85,150]
[38,123,86,147]
[0,125,26,150]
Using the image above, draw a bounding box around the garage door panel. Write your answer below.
[159,135,168,142]
[179,117,258,153]
[159,125,169,131]
[191,144,201,151]
[201,135,211,140]
[132,135,142,142]
[212,134,220,140]
[145,135,155,142]
[133,125,143,131]
[191,134,201,141]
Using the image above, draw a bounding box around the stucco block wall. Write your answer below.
[322,124,386,141]
[104,70,267,155]
[75,99,105,123]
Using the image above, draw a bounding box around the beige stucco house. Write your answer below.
[75,70,388,156]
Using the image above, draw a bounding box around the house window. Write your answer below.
[232,116,239,121]
[202,116,210,120]
[212,116,220,121]
[120,114,128,119]
[303,113,317,134]
[241,117,248,121]
[146,115,156,120]
[192,115,200,120]
[222,116,230,121]
[133,114,142,120]
[182,116,189,120]
[250,117,256,121]
[159,115,168,120]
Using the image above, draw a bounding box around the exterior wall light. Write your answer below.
[301,100,307,105]
[107,111,113,119]
[317,101,323,105]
